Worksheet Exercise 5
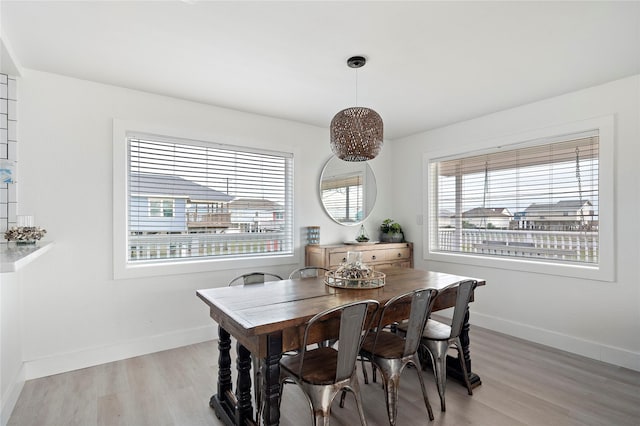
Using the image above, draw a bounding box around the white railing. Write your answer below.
[438,228,598,263]
[129,231,288,261]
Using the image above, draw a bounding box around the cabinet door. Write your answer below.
[388,260,412,268]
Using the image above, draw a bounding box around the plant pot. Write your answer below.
[381,232,403,243]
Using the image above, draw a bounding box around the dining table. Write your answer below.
[196,267,486,426]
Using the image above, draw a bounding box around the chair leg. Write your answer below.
[423,340,448,411]
[305,384,341,426]
[412,355,434,421]
[361,356,370,384]
[454,337,474,396]
[350,382,368,426]
[375,360,402,426]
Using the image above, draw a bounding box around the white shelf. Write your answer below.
[0,241,53,273]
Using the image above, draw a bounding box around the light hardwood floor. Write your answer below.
[8,326,640,426]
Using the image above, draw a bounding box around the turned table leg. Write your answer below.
[262,332,283,426]
[446,307,482,388]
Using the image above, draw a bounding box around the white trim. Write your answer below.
[1,364,25,426]
[113,119,297,280]
[471,311,640,372]
[422,115,615,282]
[23,325,217,381]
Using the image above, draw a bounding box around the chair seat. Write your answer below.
[397,318,452,341]
[360,331,406,359]
[422,319,452,341]
[280,347,339,385]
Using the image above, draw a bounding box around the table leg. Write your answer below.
[262,332,283,426]
[236,344,254,424]
[210,326,237,425]
[446,307,482,388]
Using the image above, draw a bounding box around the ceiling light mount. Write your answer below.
[330,55,383,162]
[347,56,366,68]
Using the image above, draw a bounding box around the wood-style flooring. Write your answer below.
[8,326,640,426]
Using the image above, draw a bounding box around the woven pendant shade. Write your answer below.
[330,107,383,162]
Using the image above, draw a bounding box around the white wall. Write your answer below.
[13,69,394,380]
[1,271,24,426]
[393,75,640,371]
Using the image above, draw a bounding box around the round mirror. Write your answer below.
[319,156,377,226]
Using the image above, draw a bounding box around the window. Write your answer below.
[126,133,293,264]
[425,116,614,281]
[149,198,174,217]
[320,174,364,223]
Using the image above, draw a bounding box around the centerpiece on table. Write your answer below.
[324,251,385,289]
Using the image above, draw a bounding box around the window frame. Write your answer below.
[113,119,296,280]
[148,198,175,218]
[422,115,615,282]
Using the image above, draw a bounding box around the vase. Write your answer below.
[381,232,403,243]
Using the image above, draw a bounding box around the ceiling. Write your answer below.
[1,1,639,140]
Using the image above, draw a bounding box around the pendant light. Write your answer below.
[330,56,383,162]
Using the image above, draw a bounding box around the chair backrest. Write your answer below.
[299,299,379,382]
[371,288,438,358]
[449,280,478,338]
[228,272,284,286]
[288,266,329,279]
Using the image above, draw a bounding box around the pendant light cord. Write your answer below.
[354,68,359,107]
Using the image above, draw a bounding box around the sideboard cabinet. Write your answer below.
[305,242,413,269]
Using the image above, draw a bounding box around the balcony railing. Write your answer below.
[437,228,598,263]
[129,231,287,261]
[186,212,232,228]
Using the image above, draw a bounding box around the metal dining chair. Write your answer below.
[227,271,283,422]
[341,288,437,425]
[289,266,335,349]
[279,299,380,426]
[420,279,477,411]
[288,266,330,279]
[228,272,283,286]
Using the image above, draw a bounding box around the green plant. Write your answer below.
[380,219,402,234]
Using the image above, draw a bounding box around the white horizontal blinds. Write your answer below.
[321,174,364,223]
[432,131,599,265]
[128,135,293,262]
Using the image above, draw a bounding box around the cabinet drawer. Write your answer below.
[384,247,411,261]
[361,250,384,263]
[329,252,349,266]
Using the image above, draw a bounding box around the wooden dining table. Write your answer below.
[196,267,486,426]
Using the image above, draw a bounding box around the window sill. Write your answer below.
[0,241,53,273]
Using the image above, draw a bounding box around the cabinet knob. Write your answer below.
[342,257,347,262]
[397,253,402,257]
[372,255,377,260]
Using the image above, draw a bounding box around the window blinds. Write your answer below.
[127,135,293,262]
[430,131,599,265]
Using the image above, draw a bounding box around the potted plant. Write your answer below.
[380,218,404,243]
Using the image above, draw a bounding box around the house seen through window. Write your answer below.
[127,134,293,262]
[429,130,599,266]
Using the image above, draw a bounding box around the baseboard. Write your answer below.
[24,324,217,380]
[471,312,640,372]
[1,363,25,426]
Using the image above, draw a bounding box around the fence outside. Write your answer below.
[129,231,287,261]
[437,228,598,263]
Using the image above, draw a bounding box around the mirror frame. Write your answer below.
[319,156,377,226]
